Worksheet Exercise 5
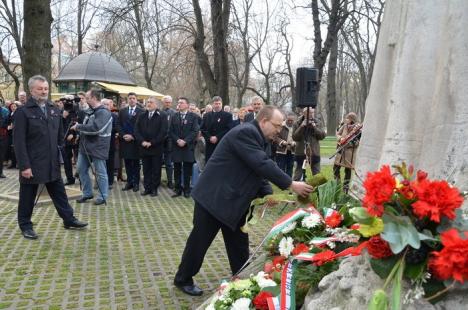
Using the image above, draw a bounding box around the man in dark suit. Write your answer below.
[162,95,175,189]
[134,97,167,196]
[200,96,232,162]
[173,106,313,296]
[118,92,143,192]
[102,99,120,190]
[13,75,87,240]
[243,95,264,122]
[169,97,200,198]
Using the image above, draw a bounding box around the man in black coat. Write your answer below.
[13,75,87,240]
[169,97,200,198]
[200,96,232,162]
[243,95,264,122]
[162,95,175,189]
[102,99,119,189]
[134,97,167,196]
[173,106,313,296]
[118,92,143,192]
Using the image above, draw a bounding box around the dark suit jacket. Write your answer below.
[191,121,292,231]
[13,98,63,184]
[200,110,232,159]
[169,111,200,162]
[244,112,256,123]
[134,109,168,157]
[118,105,144,159]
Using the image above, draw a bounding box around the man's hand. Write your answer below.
[290,181,314,197]
[177,139,186,147]
[209,136,218,144]
[21,168,33,179]
[70,124,78,131]
[66,134,74,142]
[63,110,69,118]
[142,141,151,148]
[123,134,134,141]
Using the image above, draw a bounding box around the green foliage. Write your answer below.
[350,207,374,225]
[404,260,426,280]
[423,279,447,304]
[381,215,422,254]
[370,256,400,279]
[391,259,405,310]
[368,289,389,310]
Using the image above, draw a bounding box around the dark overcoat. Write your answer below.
[118,105,143,159]
[134,109,168,157]
[13,98,63,184]
[169,111,199,163]
[191,121,292,231]
[200,110,232,158]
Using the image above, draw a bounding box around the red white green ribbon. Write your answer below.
[267,260,298,310]
[266,207,322,241]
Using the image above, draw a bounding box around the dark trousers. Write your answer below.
[106,149,115,186]
[276,151,294,177]
[18,178,75,231]
[0,136,7,174]
[173,161,193,193]
[334,164,352,192]
[293,155,305,181]
[142,154,162,192]
[124,158,140,187]
[63,145,75,182]
[174,202,249,286]
[7,132,16,167]
[205,143,216,163]
[162,150,173,185]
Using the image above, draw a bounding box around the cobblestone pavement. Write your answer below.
[0,168,289,310]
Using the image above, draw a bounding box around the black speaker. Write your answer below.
[296,67,319,108]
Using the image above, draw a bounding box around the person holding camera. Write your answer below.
[292,107,326,175]
[14,76,88,239]
[71,90,113,205]
[275,112,297,177]
[61,95,80,185]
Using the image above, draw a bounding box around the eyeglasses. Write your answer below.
[269,120,283,129]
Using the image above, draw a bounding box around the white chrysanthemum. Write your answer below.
[301,213,322,229]
[231,297,251,310]
[331,203,337,209]
[327,241,336,249]
[231,279,252,290]
[281,222,296,234]
[278,236,294,257]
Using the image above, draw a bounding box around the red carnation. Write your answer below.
[272,256,286,271]
[292,243,310,256]
[411,179,463,223]
[363,165,396,217]
[311,250,336,266]
[253,291,273,310]
[367,235,393,259]
[429,229,468,282]
[397,180,417,200]
[325,211,342,228]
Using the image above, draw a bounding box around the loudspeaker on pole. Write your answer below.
[295,67,319,108]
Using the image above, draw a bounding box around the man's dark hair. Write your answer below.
[256,105,280,121]
[211,96,222,103]
[87,89,101,100]
[178,97,189,104]
[77,91,86,97]
[128,92,137,97]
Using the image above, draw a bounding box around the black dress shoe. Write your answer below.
[167,182,174,189]
[21,228,38,240]
[184,192,191,198]
[132,185,139,192]
[171,190,182,198]
[93,199,106,205]
[64,180,75,186]
[64,219,88,229]
[122,184,133,191]
[76,196,93,203]
[141,190,152,196]
[150,191,158,197]
[174,283,203,296]
[0,174,6,178]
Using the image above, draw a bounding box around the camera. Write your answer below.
[60,95,80,113]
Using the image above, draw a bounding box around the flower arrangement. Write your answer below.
[349,163,467,310]
[205,271,278,310]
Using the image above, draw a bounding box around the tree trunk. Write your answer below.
[22,0,53,94]
[77,0,83,54]
[133,0,152,89]
[326,38,338,135]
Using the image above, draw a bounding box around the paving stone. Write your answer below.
[0,168,290,309]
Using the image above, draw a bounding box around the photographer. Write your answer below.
[61,95,80,185]
[275,113,296,177]
[292,107,326,175]
[71,90,112,205]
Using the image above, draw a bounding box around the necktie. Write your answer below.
[149,112,153,119]
[40,105,47,117]
[129,108,134,116]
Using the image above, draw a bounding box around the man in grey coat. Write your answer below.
[71,89,112,205]
[173,106,313,296]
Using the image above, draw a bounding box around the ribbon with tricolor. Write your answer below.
[266,207,323,241]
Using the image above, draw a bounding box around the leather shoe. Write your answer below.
[93,199,106,205]
[171,190,182,198]
[21,228,38,240]
[122,184,133,191]
[132,185,139,192]
[167,182,174,189]
[174,283,203,296]
[64,180,75,186]
[150,191,158,197]
[183,192,191,198]
[0,174,6,178]
[76,196,93,203]
[64,219,88,229]
[141,190,152,196]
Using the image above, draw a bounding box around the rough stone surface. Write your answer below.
[354,0,468,194]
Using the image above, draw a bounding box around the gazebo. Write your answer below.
[53,51,164,102]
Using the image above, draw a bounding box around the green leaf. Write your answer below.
[391,259,404,310]
[261,285,280,296]
[350,207,374,225]
[317,180,340,210]
[370,256,399,279]
[423,279,447,304]
[404,260,426,279]
[381,215,421,254]
[368,289,389,310]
